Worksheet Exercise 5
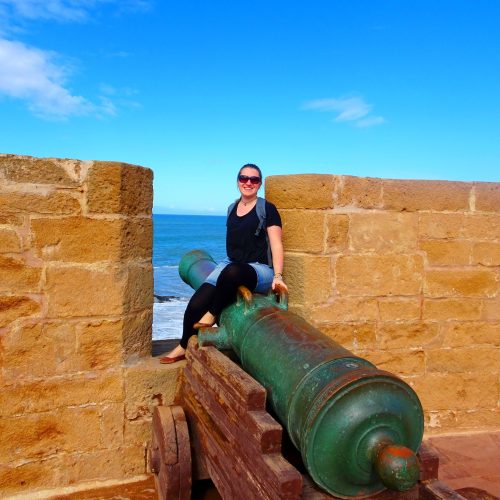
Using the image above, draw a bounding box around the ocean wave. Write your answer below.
[153,265,179,269]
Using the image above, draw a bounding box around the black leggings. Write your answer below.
[179,263,257,348]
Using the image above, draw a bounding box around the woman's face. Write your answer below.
[237,167,262,197]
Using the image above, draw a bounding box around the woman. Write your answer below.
[160,163,287,364]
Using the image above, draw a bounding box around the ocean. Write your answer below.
[152,214,226,340]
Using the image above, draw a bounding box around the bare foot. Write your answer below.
[165,344,185,358]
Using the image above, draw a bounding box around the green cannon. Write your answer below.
[179,250,424,498]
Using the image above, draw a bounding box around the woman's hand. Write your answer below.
[272,275,288,291]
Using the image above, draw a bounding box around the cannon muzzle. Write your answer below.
[179,250,424,498]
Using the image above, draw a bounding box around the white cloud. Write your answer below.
[303,95,385,128]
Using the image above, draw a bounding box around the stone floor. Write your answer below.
[52,432,499,499]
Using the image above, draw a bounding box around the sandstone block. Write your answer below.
[336,254,424,296]
[313,297,379,322]
[121,217,153,260]
[0,191,81,215]
[0,407,101,460]
[285,253,333,304]
[474,181,500,212]
[0,372,124,416]
[124,358,181,420]
[482,298,500,320]
[86,162,153,215]
[123,263,154,313]
[0,255,42,293]
[325,214,349,252]
[378,322,441,349]
[420,240,472,266]
[336,175,383,208]
[125,418,153,446]
[428,409,500,434]
[0,295,41,328]
[265,174,335,209]
[426,347,500,373]
[0,213,23,225]
[473,241,500,266]
[45,265,124,317]
[442,322,500,348]
[280,210,325,253]
[0,228,21,253]
[419,213,467,239]
[77,319,124,370]
[122,309,153,360]
[425,269,497,298]
[32,217,123,263]
[100,402,125,449]
[359,349,425,376]
[382,179,471,212]
[409,373,497,411]
[423,298,482,321]
[349,213,418,253]
[378,298,421,321]
[318,322,377,350]
[0,456,60,494]
[1,155,80,186]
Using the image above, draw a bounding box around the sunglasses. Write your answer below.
[238,175,261,185]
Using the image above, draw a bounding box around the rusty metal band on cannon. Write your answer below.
[179,250,424,499]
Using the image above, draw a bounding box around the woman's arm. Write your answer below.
[267,225,288,291]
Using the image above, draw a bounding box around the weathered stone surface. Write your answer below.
[319,322,377,350]
[0,228,21,253]
[0,213,24,225]
[123,263,153,313]
[280,210,325,253]
[124,358,181,420]
[472,241,500,266]
[100,402,125,449]
[325,214,349,252]
[349,213,418,253]
[77,320,124,370]
[0,295,41,328]
[423,298,482,321]
[124,418,153,446]
[86,162,153,215]
[0,372,123,416]
[285,253,332,304]
[336,254,424,296]
[426,347,500,373]
[359,349,425,376]
[0,456,60,494]
[378,298,421,321]
[0,407,101,460]
[0,191,81,214]
[45,265,124,317]
[482,298,500,320]
[336,175,383,208]
[382,179,472,212]
[266,174,335,209]
[409,373,497,411]
[425,269,498,297]
[474,181,500,212]
[441,322,500,347]
[378,322,441,349]
[426,409,500,434]
[0,255,41,293]
[1,156,80,186]
[419,213,500,240]
[420,240,472,266]
[313,297,379,322]
[122,309,153,360]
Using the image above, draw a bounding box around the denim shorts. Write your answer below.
[204,258,275,294]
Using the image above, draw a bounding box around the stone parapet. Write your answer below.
[266,174,499,436]
[0,155,181,497]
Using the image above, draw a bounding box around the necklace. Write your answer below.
[241,197,257,207]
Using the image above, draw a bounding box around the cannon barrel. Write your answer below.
[179,250,424,498]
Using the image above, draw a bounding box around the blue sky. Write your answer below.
[0,0,499,214]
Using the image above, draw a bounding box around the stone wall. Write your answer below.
[266,174,499,435]
[0,155,180,497]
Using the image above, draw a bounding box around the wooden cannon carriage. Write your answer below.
[149,339,461,499]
